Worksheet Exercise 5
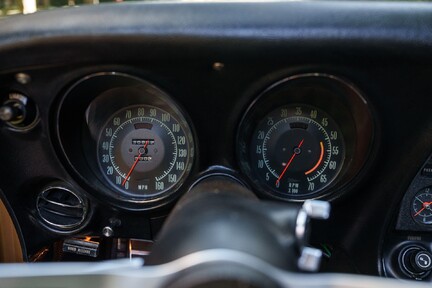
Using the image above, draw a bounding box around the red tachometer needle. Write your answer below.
[414,201,432,217]
[122,140,149,186]
[275,139,304,186]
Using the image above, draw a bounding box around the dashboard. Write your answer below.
[1,0,432,285]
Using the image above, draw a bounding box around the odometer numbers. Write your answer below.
[98,105,194,199]
[249,105,345,198]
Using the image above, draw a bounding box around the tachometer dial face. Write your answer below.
[247,105,345,199]
[412,188,432,225]
[98,105,194,199]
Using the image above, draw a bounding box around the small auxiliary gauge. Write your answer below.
[411,187,432,225]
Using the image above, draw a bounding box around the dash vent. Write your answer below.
[36,185,88,231]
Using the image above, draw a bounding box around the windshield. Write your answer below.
[1,0,429,16]
[1,0,137,16]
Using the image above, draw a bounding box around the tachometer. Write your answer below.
[249,105,345,198]
[98,105,194,198]
[237,73,375,201]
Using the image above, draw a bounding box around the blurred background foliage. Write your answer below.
[0,0,136,16]
[1,0,427,17]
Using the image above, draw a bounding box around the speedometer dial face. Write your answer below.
[98,105,194,199]
[248,105,345,199]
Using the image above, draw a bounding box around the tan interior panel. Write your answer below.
[0,199,23,262]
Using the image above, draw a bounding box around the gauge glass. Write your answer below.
[247,105,345,198]
[97,105,194,199]
[412,188,432,225]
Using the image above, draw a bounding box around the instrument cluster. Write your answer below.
[55,72,375,211]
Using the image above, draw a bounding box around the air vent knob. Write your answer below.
[0,100,25,123]
[0,93,39,131]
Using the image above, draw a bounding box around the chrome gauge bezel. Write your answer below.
[236,73,375,201]
[56,72,197,210]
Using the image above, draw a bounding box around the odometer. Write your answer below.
[98,105,194,199]
[243,105,345,199]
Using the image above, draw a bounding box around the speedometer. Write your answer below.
[98,105,194,199]
[249,105,345,198]
[57,72,198,209]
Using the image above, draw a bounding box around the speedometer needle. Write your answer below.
[122,140,149,186]
[275,139,304,186]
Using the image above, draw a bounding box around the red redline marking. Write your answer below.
[305,142,325,175]
[275,139,304,186]
[122,140,149,186]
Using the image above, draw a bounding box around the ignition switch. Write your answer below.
[399,245,432,280]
